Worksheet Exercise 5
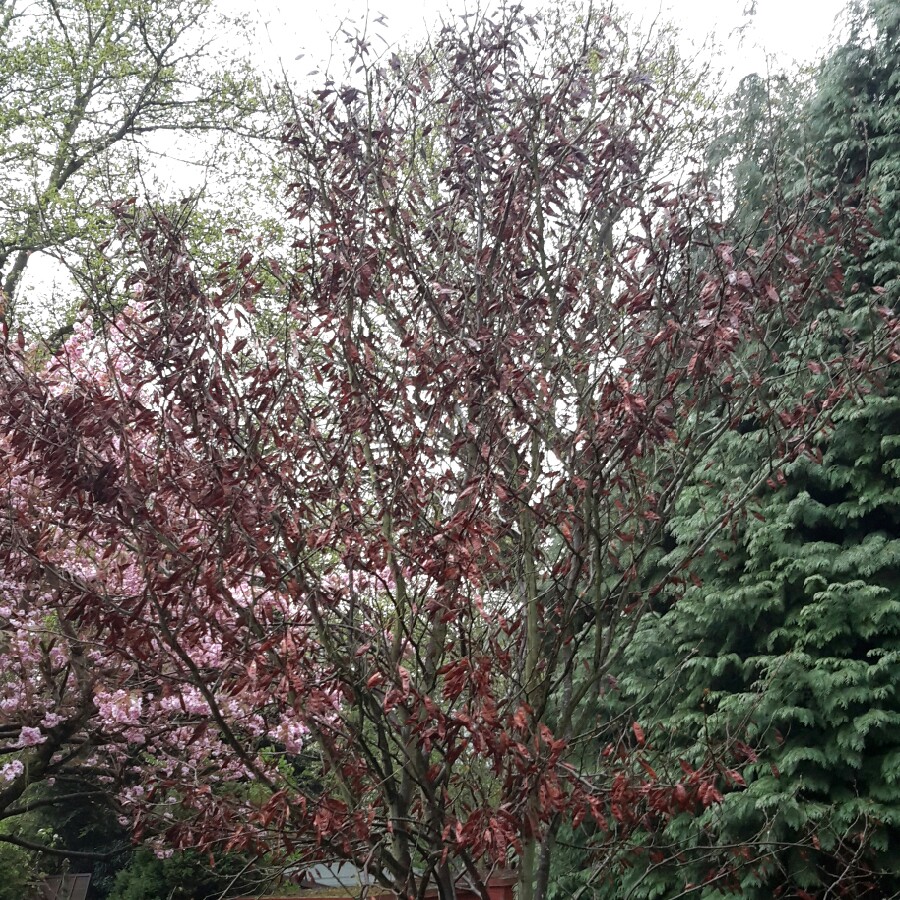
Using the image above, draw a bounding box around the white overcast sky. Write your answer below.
[18,0,852,326]
[239,0,851,86]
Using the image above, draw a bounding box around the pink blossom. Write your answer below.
[96,690,143,726]
[0,760,24,783]
[15,726,46,747]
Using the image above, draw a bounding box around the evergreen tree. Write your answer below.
[613,395,900,897]
[590,2,900,895]
[107,849,258,900]
[809,0,900,306]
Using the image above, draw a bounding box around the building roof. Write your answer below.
[40,874,92,900]
[302,862,383,890]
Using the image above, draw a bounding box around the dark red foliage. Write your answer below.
[0,6,894,900]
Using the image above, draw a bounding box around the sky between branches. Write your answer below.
[15,0,850,319]
[241,0,849,84]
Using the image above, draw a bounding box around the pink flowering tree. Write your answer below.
[1,6,897,899]
[0,298,288,861]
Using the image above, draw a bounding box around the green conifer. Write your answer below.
[596,2,900,895]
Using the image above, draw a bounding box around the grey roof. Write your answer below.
[40,874,92,900]
[302,862,383,889]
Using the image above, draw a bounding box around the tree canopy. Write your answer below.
[0,2,898,899]
[0,0,275,336]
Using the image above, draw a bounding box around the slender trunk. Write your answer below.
[534,821,558,900]
[518,544,539,900]
[3,248,30,301]
[519,838,536,900]
[436,864,457,900]
[518,431,542,900]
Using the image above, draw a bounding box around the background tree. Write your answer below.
[0,838,38,900]
[706,68,814,239]
[602,397,900,898]
[809,0,900,306]
[107,848,260,900]
[0,0,281,337]
[582,1,900,896]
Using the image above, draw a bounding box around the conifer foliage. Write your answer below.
[613,394,900,898]
[595,2,900,896]
[810,0,900,305]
